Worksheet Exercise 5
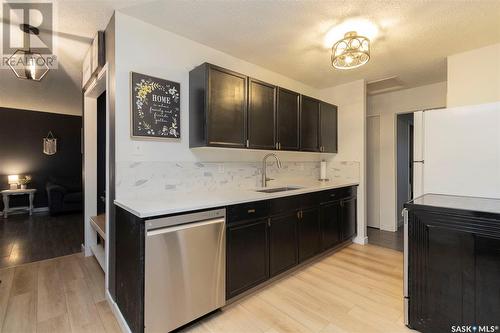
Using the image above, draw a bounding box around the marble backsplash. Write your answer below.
[116,160,359,199]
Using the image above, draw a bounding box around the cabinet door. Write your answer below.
[298,207,321,262]
[300,96,320,152]
[320,201,341,250]
[320,102,338,153]
[341,197,357,241]
[207,66,247,148]
[408,213,475,332]
[276,88,300,150]
[248,79,276,149]
[226,219,269,299]
[475,235,500,323]
[269,214,298,276]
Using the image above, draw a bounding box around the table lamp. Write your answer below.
[8,175,19,190]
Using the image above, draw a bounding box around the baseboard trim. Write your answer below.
[106,290,131,333]
[353,235,368,245]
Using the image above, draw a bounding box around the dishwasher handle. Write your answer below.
[147,217,225,236]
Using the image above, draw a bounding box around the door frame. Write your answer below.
[83,64,110,277]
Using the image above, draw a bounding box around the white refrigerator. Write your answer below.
[413,102,500,199]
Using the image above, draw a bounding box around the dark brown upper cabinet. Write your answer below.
[189,63,247,148]
[276,88,300,151]
[319,102,338,153]
[248,78,276,150]
[189,63,338,153]
[300,96,320,152]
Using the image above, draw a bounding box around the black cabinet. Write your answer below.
[319,102,338,153]
[300,96,320,152]
[320,201,341,250]
[341,197,357,241]
[225,185,357,300]
[406,204,500,332]
[269,214,298,276]
[276,88,300,151]
[475,236,500,322]
[226,218,269,299]
[189,63,247,148]
[298,207,321,262]
[189,63,338,153]
[248,79,276,150]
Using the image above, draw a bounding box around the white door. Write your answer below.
[367,115,380,228]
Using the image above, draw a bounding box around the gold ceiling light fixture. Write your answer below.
[331,31,370,70]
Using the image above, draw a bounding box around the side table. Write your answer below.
[1,189,37,218]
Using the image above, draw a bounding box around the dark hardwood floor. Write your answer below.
[367,226,403,252]
[0,211,83,268]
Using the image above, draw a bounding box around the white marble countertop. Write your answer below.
[114,180,359,218]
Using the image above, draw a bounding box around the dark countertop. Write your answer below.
[405,193,500,217]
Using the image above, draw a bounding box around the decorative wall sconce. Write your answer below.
[43,131,57,155]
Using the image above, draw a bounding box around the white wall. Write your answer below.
[447,43,500,108]
[319,80,367,244]
[367,82,446,231]
[114,12,322,169]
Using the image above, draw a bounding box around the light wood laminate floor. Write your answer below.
[182,243,411,333]
[0,244,409,333]
[0,253,121,333]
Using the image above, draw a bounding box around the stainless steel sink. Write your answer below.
[255,186,303,193]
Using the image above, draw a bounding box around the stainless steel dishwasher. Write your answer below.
[145,209,226,333]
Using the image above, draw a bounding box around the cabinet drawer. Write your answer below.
[269,195,300,216]
[300,192,321,209]
[227,201,269,223]
[321,186,356,203]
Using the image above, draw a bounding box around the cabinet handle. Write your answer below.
[248,209,256,213]
[268,218,271,227]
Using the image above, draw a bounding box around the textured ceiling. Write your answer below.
[0,0,143,114]
[2,0,500,99]
[119,0,500,89]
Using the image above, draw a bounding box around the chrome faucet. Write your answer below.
[262,153,282,187]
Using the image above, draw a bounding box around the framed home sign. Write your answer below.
[130,72,180,139]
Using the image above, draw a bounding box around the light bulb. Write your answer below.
[28,58,36,80]
[345,55,353,64]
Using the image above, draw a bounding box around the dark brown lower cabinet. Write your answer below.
[320,201,341,250]
[341,197,357,241]
[407,209,500,332]
[226,218,269,299]
[226,185,357,300]
[269,214,298,276]
[298,207,321,262]
[475,236,500,323]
